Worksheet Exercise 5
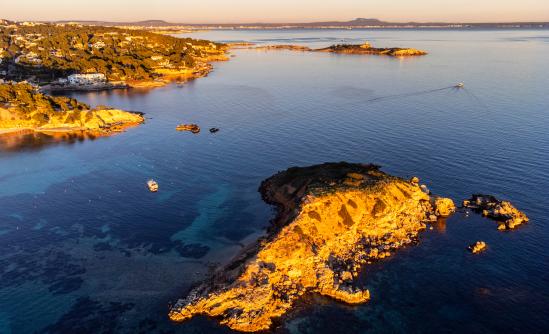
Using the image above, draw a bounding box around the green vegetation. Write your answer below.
[0,82,88,122]
[0,22,226,82]
[0,82,144,131]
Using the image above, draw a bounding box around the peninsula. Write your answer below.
[0,82,143,134]
[0,20,228,90]
[169,162,455,332]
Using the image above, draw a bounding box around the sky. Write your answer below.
[3,0,549,23]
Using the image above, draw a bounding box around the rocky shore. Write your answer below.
[168,162,454,332]
[0,82,144,135]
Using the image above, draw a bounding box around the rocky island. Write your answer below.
[0,82,143,134]
[249,42,427,57]
[0,21,228,90]
[316,43,427,56]
[169,162,454,332]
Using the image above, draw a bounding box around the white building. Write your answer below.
[67,73,107,85]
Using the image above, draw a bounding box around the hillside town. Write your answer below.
[0,20,228,90]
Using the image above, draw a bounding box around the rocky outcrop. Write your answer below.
[175,124,200,134]
[0,83,144,135]
[433,197,457,217]
[468,241,487,254]
[315,43,427,56]
[463,194,529,230]
[0,107,144,135]
[168,162,454,332]
[243,42,426,57]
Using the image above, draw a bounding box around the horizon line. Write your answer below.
[3,17,549,25]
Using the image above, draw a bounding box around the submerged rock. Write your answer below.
[176,124,200,134]
[463,194,529,230]
[168,162,454,332]
[468,241,487,254]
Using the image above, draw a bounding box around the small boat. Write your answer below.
[209,127,220,133]
[455,82,465,88]
[147,179,159,192]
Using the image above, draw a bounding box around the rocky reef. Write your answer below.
[169,162,454,332]
[176,124,201,134]
[463,194,529,230]
[0,82,143,135]
[468,241,487,254]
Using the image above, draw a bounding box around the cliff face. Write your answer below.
[169,163,454,332]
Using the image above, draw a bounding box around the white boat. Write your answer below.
[147,180,159,192]
[455,82,464,88]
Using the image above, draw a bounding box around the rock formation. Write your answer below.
[463,194,529,230]
[315,43,427,56]
[468,241,487,254]
[243,42,426,57]
[169,162,454,332]
[433,197,457,217]
[176,124,200,134]
[0,82,144,135]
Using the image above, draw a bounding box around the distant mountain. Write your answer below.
[32,18,549,29]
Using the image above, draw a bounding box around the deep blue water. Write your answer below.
[1,29,548,333]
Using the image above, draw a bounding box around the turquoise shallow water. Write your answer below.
[0,29,548,333]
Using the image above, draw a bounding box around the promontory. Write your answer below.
[169,162,454,332]
[0,82,143,134]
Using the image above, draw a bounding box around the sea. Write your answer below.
[0,29,548,333]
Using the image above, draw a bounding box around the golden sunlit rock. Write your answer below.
[468,241,487,254]
[433,197,456,217]
[169,162,454,332]
[0,107,144,134]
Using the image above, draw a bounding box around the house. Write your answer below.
[91,41,106,49]
[67,73,107,85]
